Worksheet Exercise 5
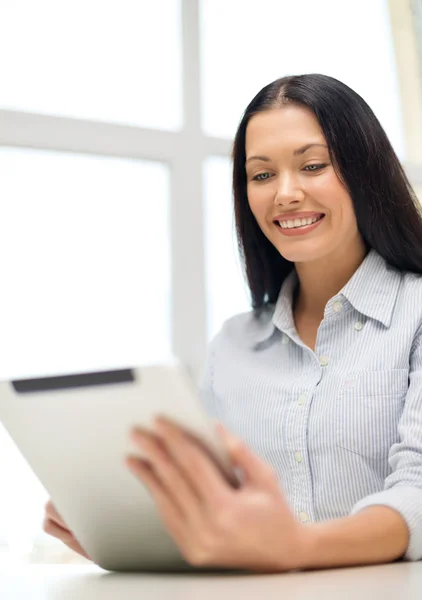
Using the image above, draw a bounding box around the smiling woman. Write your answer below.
[111,74,422,571]
[194,73,422,570]
[40,72,422,574]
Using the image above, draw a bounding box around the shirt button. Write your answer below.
[295,451,303,463]
[282,334,290,344]
[319,355,329,366]
[299,511,309,523]
[333,301,343,313]
[298,394,307,405]
[354,321,363,331]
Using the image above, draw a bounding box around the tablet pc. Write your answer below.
[0,361,239,572]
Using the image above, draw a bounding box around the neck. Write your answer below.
[293,240,368,321]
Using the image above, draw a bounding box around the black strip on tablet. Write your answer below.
[12,368,135,394]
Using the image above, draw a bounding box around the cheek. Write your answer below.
[344,204,359,235]
[247,186,273,223]
[328,196,359,239]
[313,175,354,217]
[309,171,342,202]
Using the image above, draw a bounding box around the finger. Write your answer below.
[154,418,232,504]
[217,424,277,489]
[126,455,184,523]
[130,432,202,522]
[43,518,91,560]
[126,456,186,542]
[45,500,68,530]
[43,516,69,540]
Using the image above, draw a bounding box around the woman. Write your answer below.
[44,73,422,572]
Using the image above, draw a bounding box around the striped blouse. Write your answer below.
[199,248,422,561]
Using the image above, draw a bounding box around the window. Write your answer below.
[0,148,171,378]
[204,157,250,341]
[200,0,405,160]
[0,0,182,130]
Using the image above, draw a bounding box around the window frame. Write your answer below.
[388,0,422,189]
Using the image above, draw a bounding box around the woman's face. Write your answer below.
[245,105,363,265]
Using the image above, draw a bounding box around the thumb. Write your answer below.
[216,423,277,489]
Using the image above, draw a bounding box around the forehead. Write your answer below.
[245,106,325,152]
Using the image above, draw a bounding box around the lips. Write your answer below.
[274,213,326,237]
[273,212,325,224]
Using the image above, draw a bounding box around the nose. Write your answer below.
[274,173,305,206]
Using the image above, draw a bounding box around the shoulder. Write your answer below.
[400,269,422,290]
[398,270,422,314]
[210,304,275,350]
[399,270,422,344]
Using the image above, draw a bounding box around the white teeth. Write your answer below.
[278,215,322,229]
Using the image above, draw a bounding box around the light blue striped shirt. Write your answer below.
[199,249,422,561]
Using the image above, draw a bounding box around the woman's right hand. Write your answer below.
[43,500,91,561]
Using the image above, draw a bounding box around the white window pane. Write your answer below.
[0,148,171,554]
[0,148,171,379]
[204,157,250,341]
[0,0,182,130]
[200,0,405,159]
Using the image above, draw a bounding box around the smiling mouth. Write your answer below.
[274,214,325,230]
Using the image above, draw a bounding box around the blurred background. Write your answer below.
[0,0,421,565]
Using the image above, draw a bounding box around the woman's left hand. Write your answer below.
[125,417,311,572]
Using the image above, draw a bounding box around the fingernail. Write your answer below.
[131,430,146,448]
[155,415,170,429]
[125,456,137,470]
[154,420,168,434]
[131,427,146,438]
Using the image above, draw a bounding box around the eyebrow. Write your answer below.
[245,143,328,164]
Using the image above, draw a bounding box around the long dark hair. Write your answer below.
[232,73,422,312]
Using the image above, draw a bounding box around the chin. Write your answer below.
[275,243,329,265]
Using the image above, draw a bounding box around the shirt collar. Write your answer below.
[251,268,297,348]
[251,248,402,348]
[340,248,402,328]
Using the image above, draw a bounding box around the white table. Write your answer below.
[1,562,422,600]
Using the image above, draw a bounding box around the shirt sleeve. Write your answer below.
[350,330,422,561]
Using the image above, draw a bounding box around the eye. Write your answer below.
[303,164,326,172]
[252,172,272,182]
